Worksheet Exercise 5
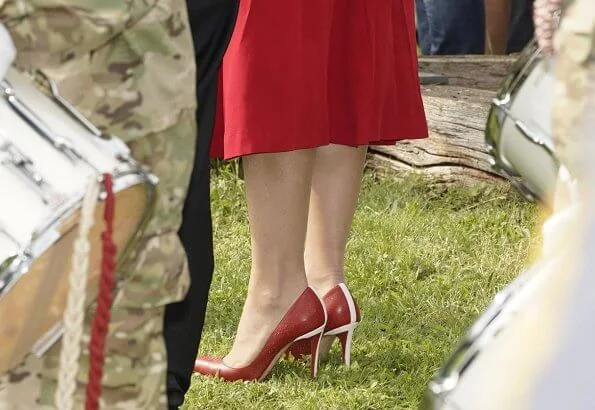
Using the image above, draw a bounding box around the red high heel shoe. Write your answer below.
[286,283,360,367]
[194,287,327,381]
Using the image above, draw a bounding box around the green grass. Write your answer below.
[184,167,539,410]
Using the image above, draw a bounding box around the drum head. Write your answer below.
[0,184,149,373]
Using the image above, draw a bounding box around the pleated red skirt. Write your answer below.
[211,0,428,159]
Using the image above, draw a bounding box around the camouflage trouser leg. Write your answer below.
[0,109,196,409]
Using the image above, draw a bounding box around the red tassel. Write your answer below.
[85,174,117,410]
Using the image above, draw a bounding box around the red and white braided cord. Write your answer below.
[55,177,100,410]
[85,174,117,410]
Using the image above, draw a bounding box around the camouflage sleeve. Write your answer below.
[1,0,197,140]
[0,0,154,64]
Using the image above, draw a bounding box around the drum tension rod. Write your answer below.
[491,97,557,158]
[0,139,54,204]
[34,71,134,164]
[2,80,83,164]
[36,71,107,140]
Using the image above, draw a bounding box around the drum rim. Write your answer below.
[0,170,157,299]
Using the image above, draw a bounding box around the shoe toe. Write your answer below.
[194,357,224,376]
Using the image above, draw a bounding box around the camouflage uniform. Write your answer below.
[525,3,595,407]
[0,1,196,409]
[552,0,595,176]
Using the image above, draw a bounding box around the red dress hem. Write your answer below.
[211,132,429,160]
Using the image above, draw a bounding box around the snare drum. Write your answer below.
[0,68,157,373]
[485,40,559,203]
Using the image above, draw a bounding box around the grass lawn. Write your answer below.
[184,167,540,410]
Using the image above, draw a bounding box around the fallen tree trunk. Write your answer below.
[418,55,517,90]
[368,55,517,185]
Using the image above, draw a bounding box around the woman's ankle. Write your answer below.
[247,269,308,309]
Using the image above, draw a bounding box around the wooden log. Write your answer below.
[368,55,516,186]
[418,55,517,90]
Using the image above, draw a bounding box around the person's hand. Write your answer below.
[534,0,564,55]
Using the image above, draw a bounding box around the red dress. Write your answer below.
[211,0,428,159]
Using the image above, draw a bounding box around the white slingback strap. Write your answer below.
[338,283,357,323]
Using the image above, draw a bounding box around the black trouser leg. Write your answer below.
[507,0,534,53]
[164,1,239,408]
